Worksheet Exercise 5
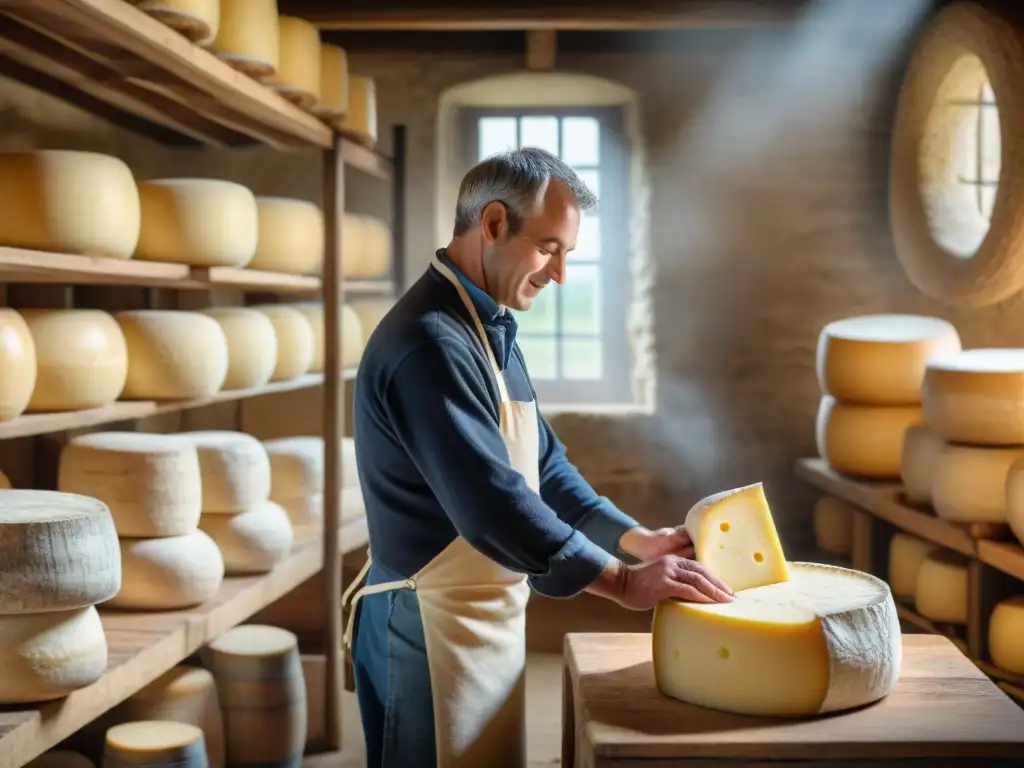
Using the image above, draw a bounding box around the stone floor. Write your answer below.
[303,653,564,767]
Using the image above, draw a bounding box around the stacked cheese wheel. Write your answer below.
[186,431,294,575]
[58,431,225,610]
[210,0,279,79]
[919,349,1024,534]
[0,489,121,703]
[886,532,969,628]
[251,305,316,381]
[652,483,901,716]
[199,308,278,390]
[130,0,220,46]
[264,436,363,530]
[291,302,365,373]
[342,214,393,280]
[268,16,322,109]
[0,308,36,422]
[339,74,378,147]
[815,314,960,481]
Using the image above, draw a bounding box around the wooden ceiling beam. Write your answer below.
[284,1,809,31]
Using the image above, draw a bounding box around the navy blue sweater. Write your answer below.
[352,251,639,598]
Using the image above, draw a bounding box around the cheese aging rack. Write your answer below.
[0,1,404,765]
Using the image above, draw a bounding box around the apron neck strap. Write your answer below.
[432,254,511,404]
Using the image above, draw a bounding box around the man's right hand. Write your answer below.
[588,555,734,610]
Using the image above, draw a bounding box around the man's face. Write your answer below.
[481,180,581,311]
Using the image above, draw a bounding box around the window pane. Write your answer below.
[562,264,601,334]
[515,285,556,334]
[570,215,601,262]
[980,103,1000,183]
[520,116,559,155]
[563,338,603,380]
[575,168,600,200]
[518,336,557,380]
[479,117,517,160]
[562,117,600,166]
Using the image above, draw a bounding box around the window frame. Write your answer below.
[457,105,633,405]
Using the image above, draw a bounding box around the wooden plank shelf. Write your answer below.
[0,521,367,768]
[0,247,324,292]
[0,374,324,440]
[343,279,395,296]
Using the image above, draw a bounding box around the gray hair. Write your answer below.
[453,147,598,237]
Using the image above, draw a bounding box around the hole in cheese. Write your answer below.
[719,522,730,532]
[753,552,764,563]
[716,647,730,660]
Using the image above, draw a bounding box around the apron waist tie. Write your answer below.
[341,550,416,650]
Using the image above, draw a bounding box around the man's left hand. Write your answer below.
[619,526,695,562]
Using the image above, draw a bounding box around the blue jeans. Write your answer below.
[352,561,437,767]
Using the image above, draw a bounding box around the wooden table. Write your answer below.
[562,633,1024,766]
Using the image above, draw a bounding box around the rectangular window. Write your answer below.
[459,106,633,405]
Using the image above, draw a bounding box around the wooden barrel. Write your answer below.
[200,625,307,768]
[102,721,208,768]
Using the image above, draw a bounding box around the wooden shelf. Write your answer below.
[0,524,368,768]
[794,457,1024,581]
[0,374,324,440]
[341,141,393,181]
[343,279,395,296]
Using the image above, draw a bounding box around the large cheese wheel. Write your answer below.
[269,16,321,109]
[265,437,324,499]
[0,605,108,703]
[989,596,1024,674]
[345,216,392,279]
[812,496,854,555]
[109,529,224,609]
[0,150,140,259]
[815,396,923,479]
[0,308,36,422]
[815,315,961,405]
[104,721,207,767]
[134,0,219,45]
[349,298,394,341]
[340,213,365,278]
[135,179,258,268]
[915,550,968,624]
[21,309,128,412]
[652,562,900,717]
[199,500,293,575]
[1001,457,1024,544]
[248,198,324,276]
[683,483,789,593]
[922,348,1024,445]
[900,424,944,504]
[314,44,348,119]
[291,302,363,372]
[210,0,278,78]
[199,308,277,390]
[339,75,377,147]
[252,305,315,381]
[26,751,95,768]
[887,532,937,600]
[117,310,229,400]
[931,443,1024,523]
[115,666,225,768]
[0,490,120,613]
[0,470,10,489]
[182,431,272,514]
[58,432,202,538]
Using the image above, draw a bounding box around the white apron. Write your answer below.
[342,255,537,768]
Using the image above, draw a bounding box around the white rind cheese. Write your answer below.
[0,150,141,260]
[0,308,36,422]
[652,562,901,717]
[0,490,121,613]
[815,396,923,479]
[922,348,1024,445]
[931,443,1024,523]
[290,302,363,372]
[117,311,229,400]
[182,431,272,514]
[104,720,207,766]
[915,550,968,624]
[252,305,314,381]
[900,424,944,504]
[812,496,854,555]
[815,314,961,405]
[280,492,322,528]
[109,529,224,610]
[58,431,203,538]
[265,436,325,499]
[0,605,108,703]
[21,309,128,412]
[199,500,293,575]
[887,532,938,600]
[199,307,278,391]
[135,178,258,268]
[249,197,324,276]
